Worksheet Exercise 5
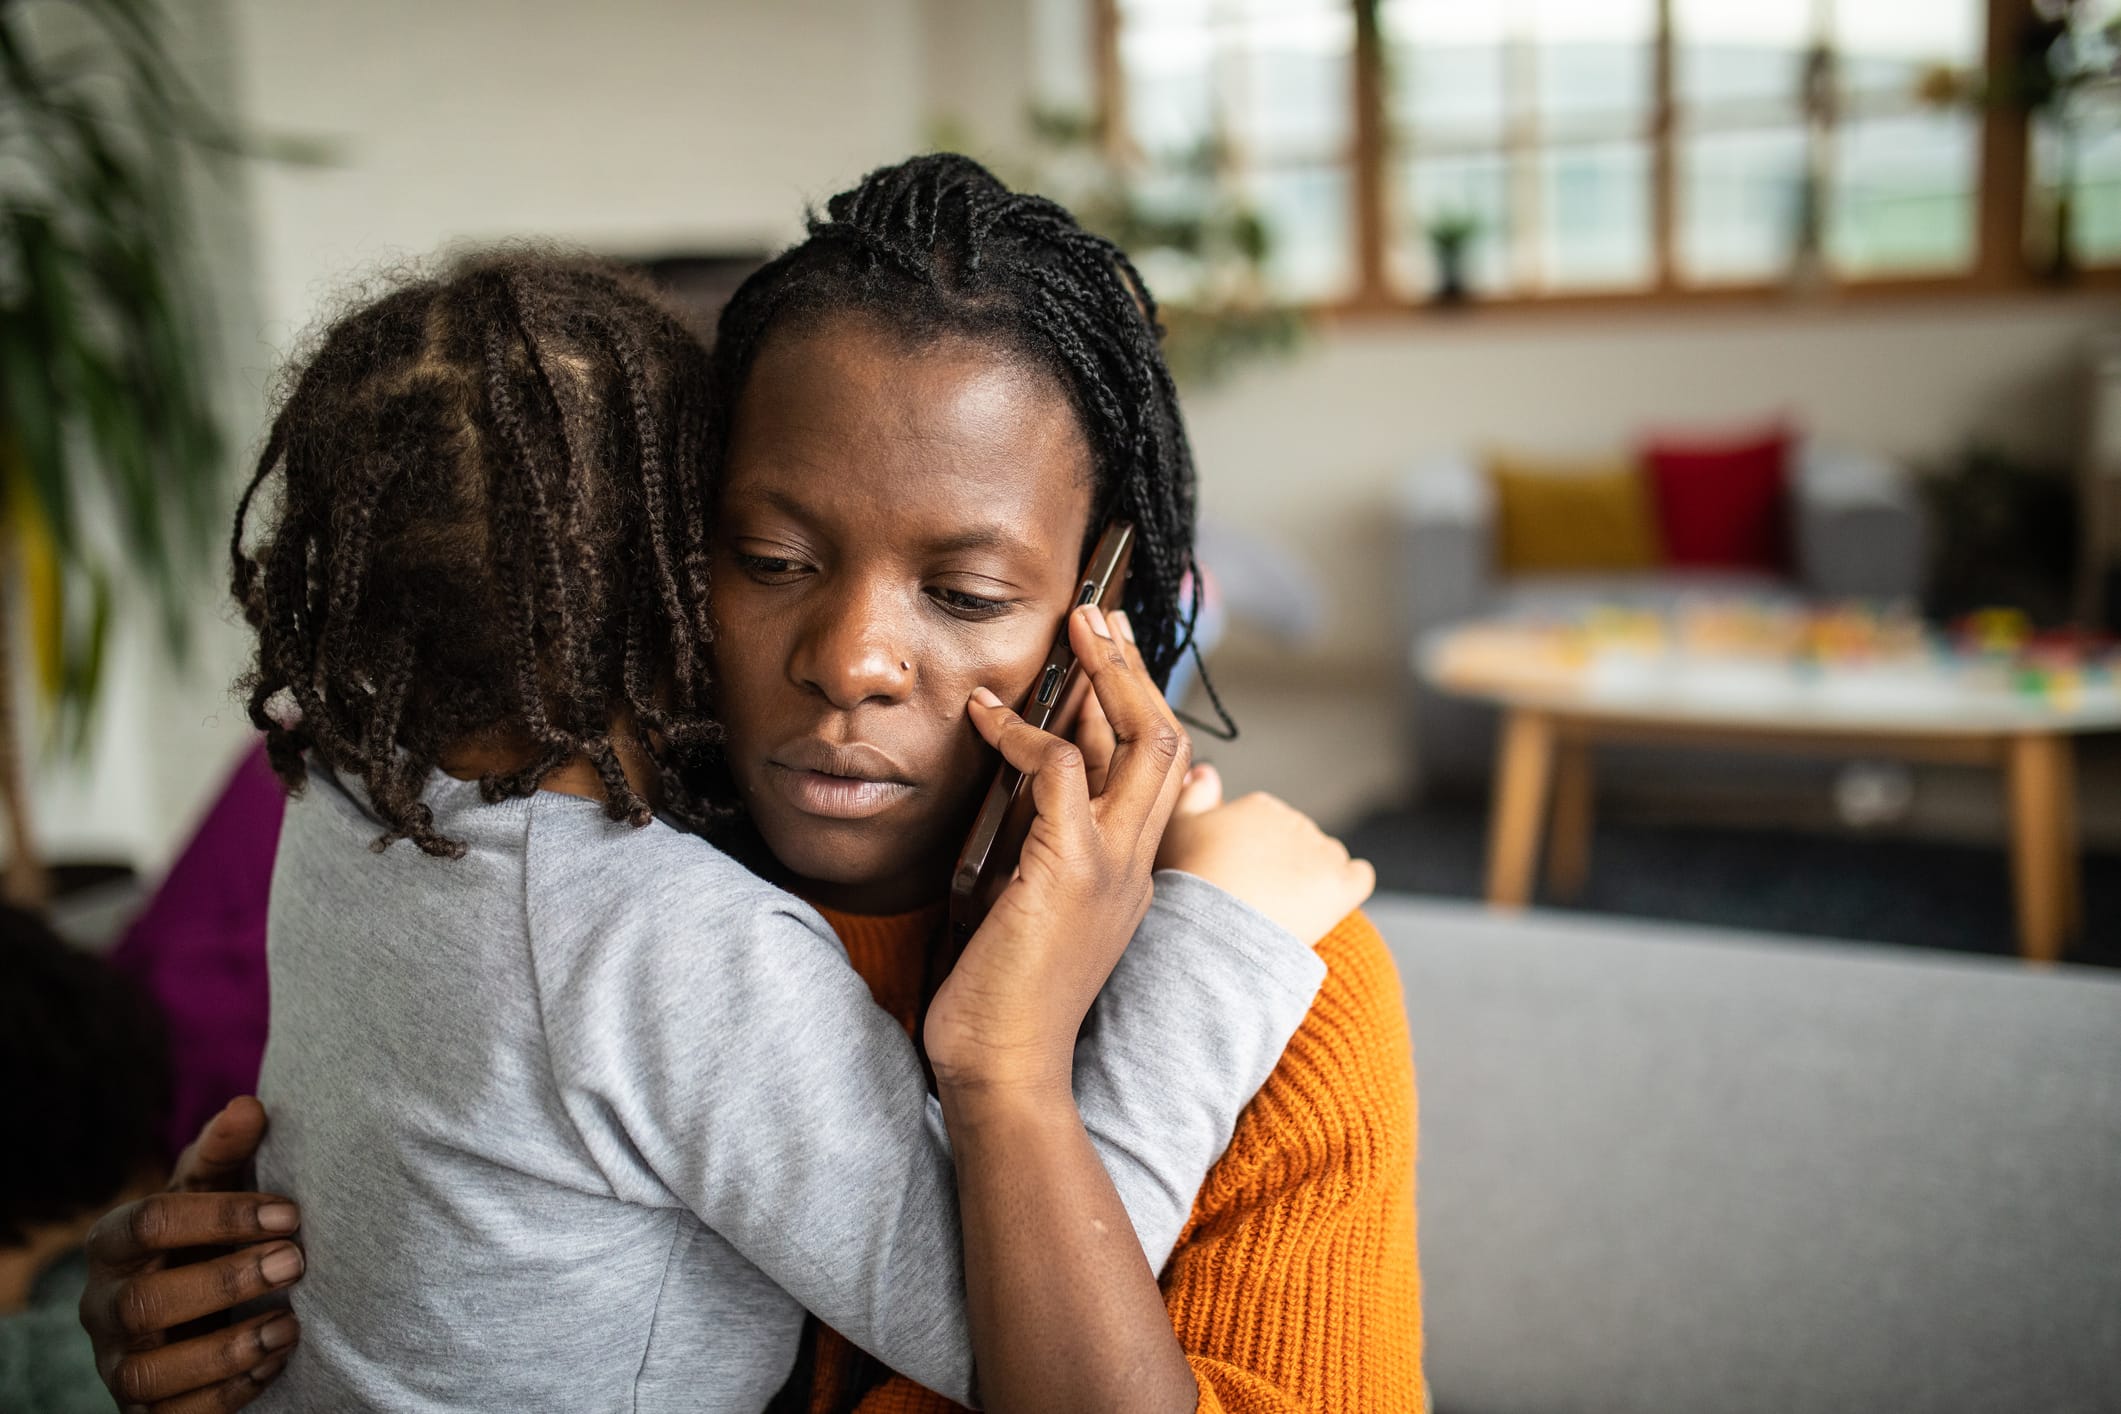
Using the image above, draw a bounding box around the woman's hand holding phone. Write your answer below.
[924,603,1190,1098]
[1072,629,1377,946]
[927,603,1208,1414]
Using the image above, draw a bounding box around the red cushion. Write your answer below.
[1641,426,1792,571]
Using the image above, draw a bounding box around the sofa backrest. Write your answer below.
[1371,896,2121,1414]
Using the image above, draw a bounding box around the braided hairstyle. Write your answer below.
[231,253,724,858]
[713,153,1226,719]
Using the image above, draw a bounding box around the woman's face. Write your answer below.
[710,312,1096,914]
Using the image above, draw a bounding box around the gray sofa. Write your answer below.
[1371,895,2121,1414]
[1392,446,1930,795]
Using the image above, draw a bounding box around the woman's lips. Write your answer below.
[765,762,915,820]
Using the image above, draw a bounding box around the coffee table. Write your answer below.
[1420,618,2121,962]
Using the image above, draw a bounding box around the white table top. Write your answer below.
[1418,626,2121,736]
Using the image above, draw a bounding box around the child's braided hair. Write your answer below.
[231,252,724,857]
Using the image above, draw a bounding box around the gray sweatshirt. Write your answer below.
[254,770,1325,1412]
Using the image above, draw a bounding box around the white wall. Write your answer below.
[231,0,929,341]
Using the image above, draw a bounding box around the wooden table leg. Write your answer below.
[1545,735,1594,901]
[2007,732,2068,964]
[2055,735,2082,943]
[1487,708,1557,909]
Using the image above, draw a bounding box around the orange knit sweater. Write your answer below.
[798,901,1424,1414]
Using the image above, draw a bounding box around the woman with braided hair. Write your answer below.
[78,157,1421,1414]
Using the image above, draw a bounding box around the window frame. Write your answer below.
[1093,0,2121,316]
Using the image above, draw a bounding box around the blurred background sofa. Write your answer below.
[1392,438,1930,795]
[1375,895,2121,1414]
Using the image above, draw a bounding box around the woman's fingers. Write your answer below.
[88,1238,305,1340]
[138,1354,290,1414]
[968,686,1090,842]
[106,1310,298,1410]
[86,1192,300,1271]
[1071,678,1118,797]
[1068,606,1188,837]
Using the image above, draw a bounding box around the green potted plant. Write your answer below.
[1424,210,1479,306]
[0,0,257,904]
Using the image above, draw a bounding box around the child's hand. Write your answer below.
[1156,765,1376,943]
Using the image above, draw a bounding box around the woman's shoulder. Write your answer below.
[1308,910,1414,1055]
[1194,911,1416,1209]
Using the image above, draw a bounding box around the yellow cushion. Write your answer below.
[1488,452,1662,573]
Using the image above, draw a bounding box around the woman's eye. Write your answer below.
[929,586,1010,617]
[738,553,807,580]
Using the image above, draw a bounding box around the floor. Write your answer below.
[1345,798,2121,970]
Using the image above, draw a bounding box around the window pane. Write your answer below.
[1533,0,1656,132]
[1231,3,1352,156]
[1674,0,1809,121]
[1830,112,1979,276]
[2033,105,2121,268]
[1542,140,1653,287]
[2070,115,2121,265]
[1245,163,1354,299]
[1404,151,1514,296]
[1119,0,1350,162]
[1834,0,1983,107]
[1116,0,1352,301]
[1381,0,1507,142]
[2027,0,2121,267]
[1679,127,1806,282]
[1121,0,1215,160]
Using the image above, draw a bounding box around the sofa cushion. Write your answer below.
[1374,896,2121,1414]
[1644,424,1792,571]
[1489,451,1663,574]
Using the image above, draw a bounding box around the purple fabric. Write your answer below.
[110,742,284,1157]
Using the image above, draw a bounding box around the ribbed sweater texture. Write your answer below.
[801,901,1424,1414]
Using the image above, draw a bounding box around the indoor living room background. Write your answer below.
[4,2,2117,1413]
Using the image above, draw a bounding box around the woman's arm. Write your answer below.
[919,611,1381,1414]
[940,1084,1199,1414]
[837,911,1422,1414]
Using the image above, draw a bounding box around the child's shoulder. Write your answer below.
[520,793,829,955]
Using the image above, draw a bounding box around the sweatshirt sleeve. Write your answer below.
[527,822,1324,1407]
[839,912,1423,1414]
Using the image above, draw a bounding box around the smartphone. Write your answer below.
[947,520,1136,948]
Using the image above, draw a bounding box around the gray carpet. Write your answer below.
[1345,803,2121,970]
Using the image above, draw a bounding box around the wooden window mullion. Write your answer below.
[1352,0,1391,307]
[1093,0,1128,162]
[1976,0,2032,287]
[1651,0,1677,291]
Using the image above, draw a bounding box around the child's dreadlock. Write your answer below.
[713,153,1231,732]
[231,253,724,858]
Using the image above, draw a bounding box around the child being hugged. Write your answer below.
[234,254,1333,1412]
